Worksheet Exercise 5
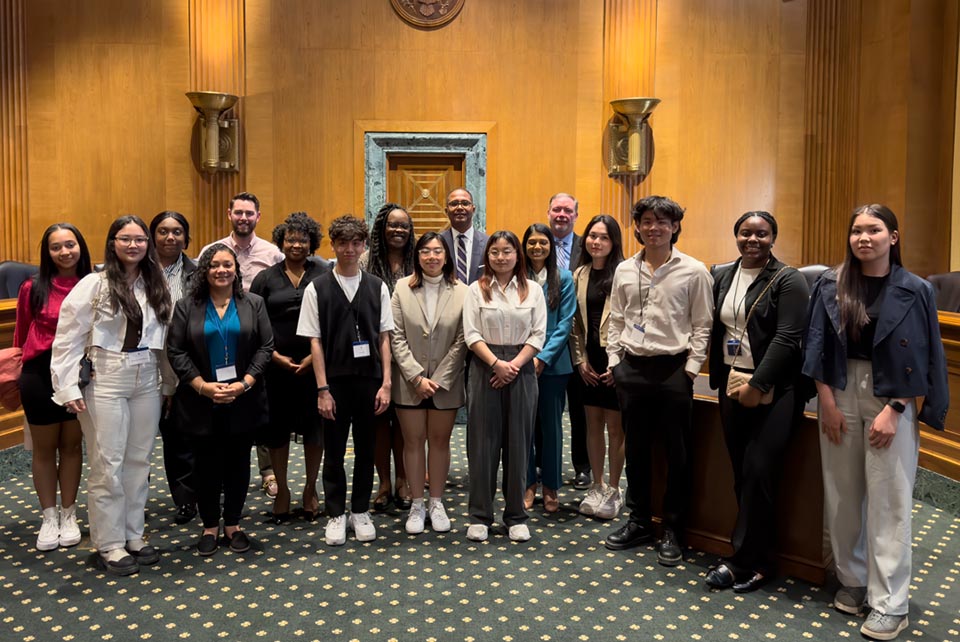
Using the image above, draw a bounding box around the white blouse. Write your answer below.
[719,265,762,368]
[462,276,547,349]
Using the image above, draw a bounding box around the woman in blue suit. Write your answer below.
[522,223,576,513]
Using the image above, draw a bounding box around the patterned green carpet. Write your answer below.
[0,427,957,642]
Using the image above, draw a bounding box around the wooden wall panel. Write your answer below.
[0,0,29,262]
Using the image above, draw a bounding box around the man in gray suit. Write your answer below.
[440,188,487,284]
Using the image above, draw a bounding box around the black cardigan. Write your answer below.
[167,292,274,437]
[708,255,810,393]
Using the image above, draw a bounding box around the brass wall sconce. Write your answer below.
[604,97,660,180]
[186,91,240,173]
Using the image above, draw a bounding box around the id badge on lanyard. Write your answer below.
[353,323,371,358]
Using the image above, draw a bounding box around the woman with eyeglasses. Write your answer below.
[251,212,330,523]
[390,232,468,534]
[359,203,416,511]
[462,231,547,542]
[51,215,173,576]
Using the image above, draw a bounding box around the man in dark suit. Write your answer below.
[440,188,487,284]
[547,192,590,489]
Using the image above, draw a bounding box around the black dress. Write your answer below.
[250,260,330,447]
[582,268,619,410]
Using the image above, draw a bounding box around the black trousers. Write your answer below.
[192,412,254,529]
[615,353,692,529]
[566,373,590,475]
[323,375,379,517]
[159,412,196,508]
[718,371,799,574]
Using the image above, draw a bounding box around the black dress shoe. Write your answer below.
[574,471,591,490]
[657,528,682,566]
[605,521,654,550]
[174,504,197,525]
[270,512,291,525]
[98,553,140,576]
[227,531,251,554]
[733,572,769,593]
[126,544,160,566]
[197,533,218,557]
[705,563,736,589]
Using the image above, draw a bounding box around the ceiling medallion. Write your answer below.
[390,0,465,28]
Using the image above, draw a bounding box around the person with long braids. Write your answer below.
[14,223,92,551]
[51,215,173,576]
[521,223,575,514]
[803,204,948,641]
[462,231,546,542]
[359,203,416,510]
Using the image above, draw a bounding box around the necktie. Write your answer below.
[556,237,570,270]
[456,234,468,283]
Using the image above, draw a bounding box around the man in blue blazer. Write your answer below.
[440,188,487,285]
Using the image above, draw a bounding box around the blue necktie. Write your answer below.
[556,237,569,270]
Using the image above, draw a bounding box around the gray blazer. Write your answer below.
[440,227,487,284]
[390,275,469,409]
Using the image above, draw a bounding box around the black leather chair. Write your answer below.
[710,260,736,277]
[0,261,39,299]
[798,264,829,291]
[927,272,960,312]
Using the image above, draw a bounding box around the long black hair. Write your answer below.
[149,210,192,251]
[189,243,245,304]
[838,204,902,340]
[410,232,455,288]
[366,202,415,291]
[103,215,172,324]
[575,215,624,298]
[30,223,93,317]
[479,231,529,304]
[523,223,560,310]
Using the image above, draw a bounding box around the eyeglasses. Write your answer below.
[114,236,149,246]
[447,200,474,209]
[418,248,445,256]
[488,249,516,258]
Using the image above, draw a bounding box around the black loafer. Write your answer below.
[174,504,198,525]
[227,531,251,554]
[605,521,654,550]
[126,544,160,566]
[705,563,736,589]
[574,471,591,490]
[197,533,219,556]
[733,572,769,593]
[657,528,682,566]
[98,553,140,576]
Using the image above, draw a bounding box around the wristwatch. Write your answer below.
[887,400,906,414]
[240,380,252,393]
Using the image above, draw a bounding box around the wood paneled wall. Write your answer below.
[0,0,28,262]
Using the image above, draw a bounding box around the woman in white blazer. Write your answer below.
[391,232,469,535]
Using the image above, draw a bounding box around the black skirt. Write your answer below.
[19,350,75,425]
[581,342,619,411]
[260,363,323,448]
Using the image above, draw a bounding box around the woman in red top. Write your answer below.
[14,223,92,552]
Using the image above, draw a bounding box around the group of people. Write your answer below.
[11,187,948,641]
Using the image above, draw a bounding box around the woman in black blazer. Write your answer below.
[705,212,809,593]
[167,243,274,557]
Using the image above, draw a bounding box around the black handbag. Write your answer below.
[78,355,93,389]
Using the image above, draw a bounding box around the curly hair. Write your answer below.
[632,195,685,246]
[328,214,369,244]
[189,243,245,304]
[103,215,172,324]
[271,211,323,254]
[365,203,415,291]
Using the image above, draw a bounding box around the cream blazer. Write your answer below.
[390,275,469,409]
[570,264,611,366]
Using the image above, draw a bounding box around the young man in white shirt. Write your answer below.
[603,196,714,566]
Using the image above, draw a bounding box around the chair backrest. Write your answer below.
[927,272,960,312]
[710,260,736,277]
[798,264,830,291]
[0,261,39,299]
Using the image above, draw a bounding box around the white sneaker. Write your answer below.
[325,514,347,546]
[466,524,489,541]
[508,524,531,542]
[595,487,624,520]
[405,503,426,534]
[579,482,606,516]
[428,499,451,532]
[59,504,81,547]
[349,511,377,542]
[37,507,59,551]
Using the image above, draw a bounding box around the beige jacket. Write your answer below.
[390,275,469,409]
[570,264,611,366]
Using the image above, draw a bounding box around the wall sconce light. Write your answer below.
[604,97,660,180]
[186,91,240,173]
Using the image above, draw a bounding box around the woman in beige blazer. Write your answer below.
[391,232,468,535]
[570,215,627,520]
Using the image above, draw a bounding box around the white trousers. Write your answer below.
[820,358,918,616]
[78,348,161,553]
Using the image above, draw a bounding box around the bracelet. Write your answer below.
[491,359,499,368]
[317,385,330,394]
[240,380,251,393]
[414,376,423,387]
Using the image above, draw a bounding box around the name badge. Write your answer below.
[353,341,371,358]
[126,349,151,366]
[215,364,238,382]
[726,338,741,357]
[633,323,645,333]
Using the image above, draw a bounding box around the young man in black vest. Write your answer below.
[297,215,394,545]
